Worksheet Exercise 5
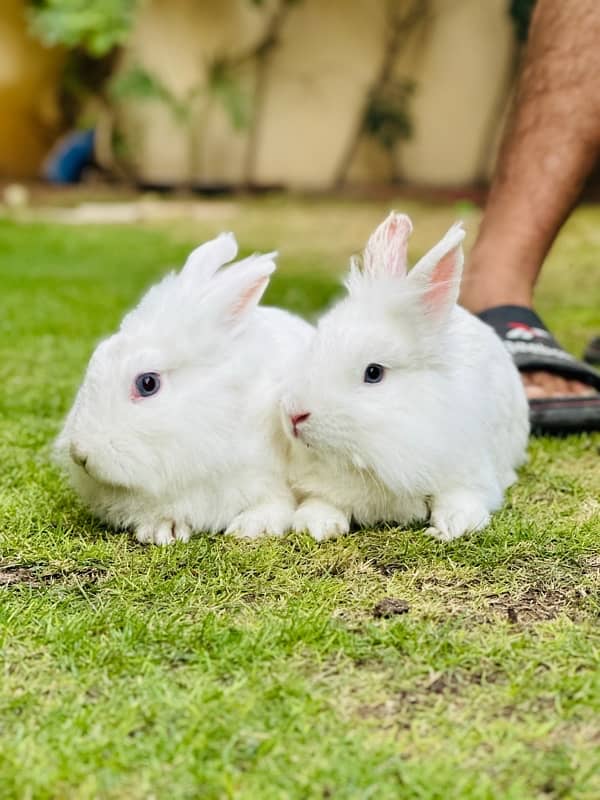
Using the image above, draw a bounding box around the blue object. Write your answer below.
[44,129,96,183]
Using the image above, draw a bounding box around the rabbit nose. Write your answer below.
[70,443,88,469]
[290,412,310,437]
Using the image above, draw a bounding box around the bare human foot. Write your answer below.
[522,371,597,399]
[461,301,600,402]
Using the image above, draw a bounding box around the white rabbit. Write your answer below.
[55,232,314,545]
[282,212,529,542]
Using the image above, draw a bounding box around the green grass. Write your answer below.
[1,199,599,800]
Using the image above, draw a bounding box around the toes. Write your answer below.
[293,517,344,541]
[226,517,264,540]
[427,504,490,542]
[310,519,347,541]
[225,508,289,540]
[522,370,597,399]
[174,522,192,543]
[568,379,597,397]
[135,525,154,545]
[153,523,176,546]
[425,525,454,543]
[293,508,350,542]
[135,521,192,546]
[523,382,547,400]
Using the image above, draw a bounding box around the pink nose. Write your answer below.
[290,412,310,437]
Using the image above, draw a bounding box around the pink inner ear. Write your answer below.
[231,276,269,318]
[385,216,410,276]
[386,217,400,241]
[424,247,459,311]
[363,213,412,278]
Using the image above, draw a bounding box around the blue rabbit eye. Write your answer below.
[364,363,385,384]
[135,372,161,397]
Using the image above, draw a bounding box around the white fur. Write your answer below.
[282,212,529,541]
[55,232,313,545]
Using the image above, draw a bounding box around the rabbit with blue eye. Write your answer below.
[281,213,529,542]
[55,233,313,545]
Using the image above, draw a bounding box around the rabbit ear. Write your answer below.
[407,222,465,321]
[181,232,238,285]
[210,252,277,324]
[363,212,413,278]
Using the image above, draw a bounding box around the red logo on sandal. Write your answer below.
[506,323,551,341]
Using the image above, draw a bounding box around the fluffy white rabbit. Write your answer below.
[55,232,313,544]
[282,212,529,542]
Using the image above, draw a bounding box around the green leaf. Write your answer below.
[28,0,137,56]
[207,60,252,131]
[110,66,170,104]
[364,79,415,149]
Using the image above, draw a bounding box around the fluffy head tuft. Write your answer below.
[363,211,413,278]
[347,211,413,293]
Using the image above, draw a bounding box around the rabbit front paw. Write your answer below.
[293,499,350,542]
[426,491,490,542]
[225,503,292,540]
[135,520,192,546]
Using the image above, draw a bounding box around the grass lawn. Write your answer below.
[1,196,599,800]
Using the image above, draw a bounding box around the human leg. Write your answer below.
[460,0,600,402]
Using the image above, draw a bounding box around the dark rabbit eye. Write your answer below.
[364,363,385,384]
[135,372,161,397]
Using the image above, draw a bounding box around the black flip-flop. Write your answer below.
[584,336,600,367]
[477,305,600,436]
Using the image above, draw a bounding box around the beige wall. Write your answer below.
[111,0,266,185]
[251,0,388,189]
[0,0,64,178]
[0,0,517,187]
[394,0,515,186]
[111,0,517,189]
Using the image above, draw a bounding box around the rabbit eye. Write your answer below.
[364,363,385,384]
[134,372,161,397]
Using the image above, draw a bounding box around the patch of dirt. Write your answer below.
[312,563,349,578]
[573,498,600,524]
[582,555,600,573]
[392,567,598,625]
[356,698,410,720]
[355,669,501,720]
[486,586,594,622]
[371,561,410,577]
[372,597,410,618]
[0,564,106,588]
[422,669,499,694]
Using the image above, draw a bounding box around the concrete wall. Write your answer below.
[251,0,388,189]
[394,0,515,186]
[0,0,517,188]
[110,0,267,186]
[111,0,517,189]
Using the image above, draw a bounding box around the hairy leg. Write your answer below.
[461,0,600,398]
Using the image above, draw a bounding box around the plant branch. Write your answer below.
[333,0,429,189]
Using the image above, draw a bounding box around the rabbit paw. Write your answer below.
[135,520,192,546]
[225,503,292,540]
[426,492,490,542]
[293,500,350,542]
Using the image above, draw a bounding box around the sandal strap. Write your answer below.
[477,305,600,391]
